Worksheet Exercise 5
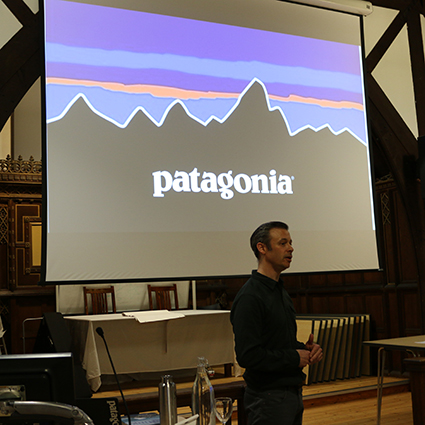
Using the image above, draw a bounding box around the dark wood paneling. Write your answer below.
[7,290,56,353]
[308,274,328,288]
[10,201,41,288]
[365,294,385,336]
[401,290,422,334]
[327,273,344,287]
[344,273,364,286]
[326,295,345,314]
[0,159,46,354]
[363,271,385,285]
[345,295,365,314]
[393,191,419,283]
[309,295,329,314]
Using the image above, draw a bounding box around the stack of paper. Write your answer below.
[122,310,185,323]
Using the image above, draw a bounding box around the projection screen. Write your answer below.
[40,0,380,284]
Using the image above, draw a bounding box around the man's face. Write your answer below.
[261,227,294,272]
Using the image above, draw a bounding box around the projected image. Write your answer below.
[42,0,379,282]
[46,0,366,144]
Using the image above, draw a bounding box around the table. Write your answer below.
[65,310,234,392]
[363,335,425,425]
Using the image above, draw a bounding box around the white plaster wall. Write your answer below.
[363,6,421,138]
[12,79,42,160]
[56,281,191,315]
[0,118,11,159]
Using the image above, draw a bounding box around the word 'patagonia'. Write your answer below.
[152,168,294,200]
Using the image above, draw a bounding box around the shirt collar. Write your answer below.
[252,269,283,290]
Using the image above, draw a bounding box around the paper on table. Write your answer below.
[122,310,185,323]
[414,341,425,344]
[177,414,199,424]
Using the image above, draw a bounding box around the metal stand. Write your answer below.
[376,347,415,425]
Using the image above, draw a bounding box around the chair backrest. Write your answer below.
[0,316,7,355]
[83,286,116,315]
[148,284,179,310]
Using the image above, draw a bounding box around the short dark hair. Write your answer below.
[250,221,289,259]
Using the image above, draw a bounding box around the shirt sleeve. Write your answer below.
[231,293,301,373]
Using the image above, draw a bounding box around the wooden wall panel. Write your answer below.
[10,201,41,288]
[378,188,398,284]
[0,202,8,291]
[386,289,400,337]
[365,293,385,338]
[309,295,330,314]
[393,192,419,284]
[0,157,49,354]
[8,291,55,354]
[364,271,385,285]
[308,274,327,288]
[401,290,422,335]
[326,295,345,314]
[344,272,364,286]
[345,295,365,315]
[327,273,344,287]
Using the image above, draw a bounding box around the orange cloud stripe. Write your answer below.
[47,77,363,111]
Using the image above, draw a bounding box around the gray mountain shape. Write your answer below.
[48,79,373,233]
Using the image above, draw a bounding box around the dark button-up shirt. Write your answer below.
[230,270,306,391]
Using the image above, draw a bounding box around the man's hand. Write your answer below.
[297,349,311,368]
[305,333,323,365]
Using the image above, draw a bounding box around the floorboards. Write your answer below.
[94,372,413,424]
[303,391,413,425]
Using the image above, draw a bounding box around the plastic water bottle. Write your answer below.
[191,357,215,425]
[159,375,177,425]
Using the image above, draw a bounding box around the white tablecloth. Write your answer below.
[65,310,234,391]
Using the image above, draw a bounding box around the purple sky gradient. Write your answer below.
[46,0,362,75]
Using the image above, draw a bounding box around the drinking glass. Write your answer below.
[215,397,233,424]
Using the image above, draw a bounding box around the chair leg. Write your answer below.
[0,336,7,354]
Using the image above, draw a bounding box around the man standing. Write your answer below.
[231,221,323,425]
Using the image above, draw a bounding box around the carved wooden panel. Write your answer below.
[0,203,8,290]
[24,216,41,274]
[11,202,41,288]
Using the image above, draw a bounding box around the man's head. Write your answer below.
[250,221,289,259]
[250,221,294,276]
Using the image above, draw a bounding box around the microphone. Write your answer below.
[96,327,131,425]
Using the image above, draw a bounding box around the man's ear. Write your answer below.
[257,242,267,255]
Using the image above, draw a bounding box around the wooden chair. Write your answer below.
[148,284,179,310]
[83,286,116,315]
[0,316,7,354]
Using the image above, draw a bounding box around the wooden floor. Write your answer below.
[304,391,413,425]
[95,371,413,424]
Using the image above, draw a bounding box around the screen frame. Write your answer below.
[38,0,382,286]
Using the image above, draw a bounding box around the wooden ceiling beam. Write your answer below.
[367,74,417,156]
[2,0,37,27]
[407,9,425,136]
[0,48,40,130]
[371,0,413,10]
[0,18,40,88]
[0,13,40,132]
[366,9,408,73]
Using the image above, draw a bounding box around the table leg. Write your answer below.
[376,347,386,425]
[404,356,425,425]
